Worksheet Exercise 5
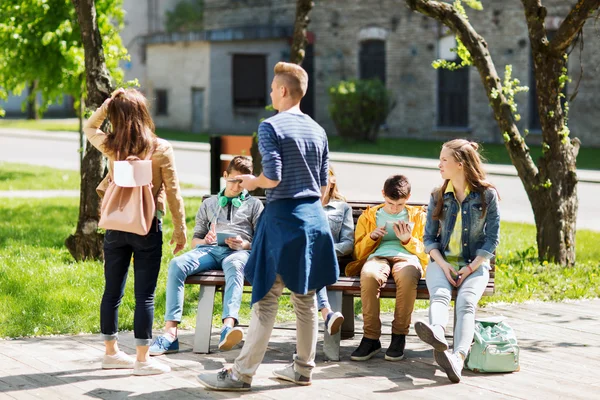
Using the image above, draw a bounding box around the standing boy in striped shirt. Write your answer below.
[198,62,338,391]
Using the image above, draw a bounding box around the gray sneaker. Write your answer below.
[196,368,251,391]
[414,321,449,351]
[272,363,311,386]
[434,350,463,383]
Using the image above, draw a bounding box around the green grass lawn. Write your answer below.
[3,118,598,170]
[1,196,599,338]
[0,162,200,190]
[0,118,80,132]
[0,162,80,190]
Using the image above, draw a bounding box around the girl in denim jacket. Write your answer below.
[415,139,500,383]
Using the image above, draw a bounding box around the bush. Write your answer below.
[328,79,395,142]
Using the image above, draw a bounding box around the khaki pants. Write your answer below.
[360,256,422,339]
[233,274,317,384]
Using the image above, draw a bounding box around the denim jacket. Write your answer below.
[424,187,500,266]
[323,200,354,257]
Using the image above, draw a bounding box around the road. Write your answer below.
[1,129,598,231]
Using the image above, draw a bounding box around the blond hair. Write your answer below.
[327,166,346,201]
[274,62,308,99]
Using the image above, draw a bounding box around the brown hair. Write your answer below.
[103,89,157,160]
[432,139,497,220]
[327,166,346,201]
[274,61,308,99]
[383,175,411,200]
[226,155,252,175]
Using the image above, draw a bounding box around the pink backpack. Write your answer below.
[99,148,156,235]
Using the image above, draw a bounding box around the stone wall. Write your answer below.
[201,0,600,146]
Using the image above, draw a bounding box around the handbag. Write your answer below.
[466,317,520,373]
[98,148,156,236]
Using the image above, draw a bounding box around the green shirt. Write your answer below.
[369,208,413,259]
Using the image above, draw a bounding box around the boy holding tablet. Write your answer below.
[150,156,263,355]
[345,175,429,362]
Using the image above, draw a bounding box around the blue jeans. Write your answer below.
[101,219,163,346]
[165,245,248,323]
[316,287,330,312]
[425,261,489,357]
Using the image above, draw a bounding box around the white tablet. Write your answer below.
[217,232,238,246]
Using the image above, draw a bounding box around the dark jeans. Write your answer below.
[100,219,163,346]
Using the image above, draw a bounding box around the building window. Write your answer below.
[155,89,168,116]
[359,40,386,83]
[436,35,469,128]
[232,54,267,108]
[437,67,469,128]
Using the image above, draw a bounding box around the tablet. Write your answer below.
[217,232,238,246]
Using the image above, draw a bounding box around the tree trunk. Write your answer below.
[66,0,114,261]
[26,81,38,120]
[529,51,578,265]
[290,0,314,65]
[404,0,594,266]
[250,0,314,195]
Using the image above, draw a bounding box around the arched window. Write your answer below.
[437,35,469,128]
[359,40,386,83]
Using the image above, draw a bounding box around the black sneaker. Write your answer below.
[385,334,406,361]
[350,337,381,361]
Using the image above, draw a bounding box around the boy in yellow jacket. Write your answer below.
[346,175,429,362]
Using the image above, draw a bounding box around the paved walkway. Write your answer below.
[1,300,599,399]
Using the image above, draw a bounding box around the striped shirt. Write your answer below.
[259,112,329,203]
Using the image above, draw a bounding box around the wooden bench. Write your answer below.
[185,199,495,360]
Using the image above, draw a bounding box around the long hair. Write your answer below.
[103,89,157,160]
[327,166,346,201]
[432,139,497,220]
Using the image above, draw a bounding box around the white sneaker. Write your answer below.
[326,312,345,335]
[102,351,135,369]
[133,359,171,376]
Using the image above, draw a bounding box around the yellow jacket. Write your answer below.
[345,204,429,277]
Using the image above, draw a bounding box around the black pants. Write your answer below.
[100,219,162,346]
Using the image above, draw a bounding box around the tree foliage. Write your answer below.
[0,0,128,116]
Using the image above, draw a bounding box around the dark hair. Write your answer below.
[104,89,157,159]
[226,156,252,175]
[432,139,498,220]
[383,175,411,200]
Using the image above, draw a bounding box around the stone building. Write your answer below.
[175,0,597,146]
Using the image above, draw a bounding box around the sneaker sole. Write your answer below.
[219,329,243,351]
[102,363,135,369]
[433,351,461,383]
[132,368,171,376]
[350,347,381,361]
[272,371,312,386]
[384,353,405,361]
[414,322,448,352]
[196,375,251,391]
[149,348,179,356]
[327,315,345,336]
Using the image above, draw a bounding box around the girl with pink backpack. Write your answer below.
[85,88,186,376]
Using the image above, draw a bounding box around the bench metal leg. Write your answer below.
[341,294,355,340]
[193,285,216,354]
[323,291,342,361]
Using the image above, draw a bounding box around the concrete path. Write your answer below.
[1,300,599,399]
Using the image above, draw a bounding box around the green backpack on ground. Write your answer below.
[466,317,520,373]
